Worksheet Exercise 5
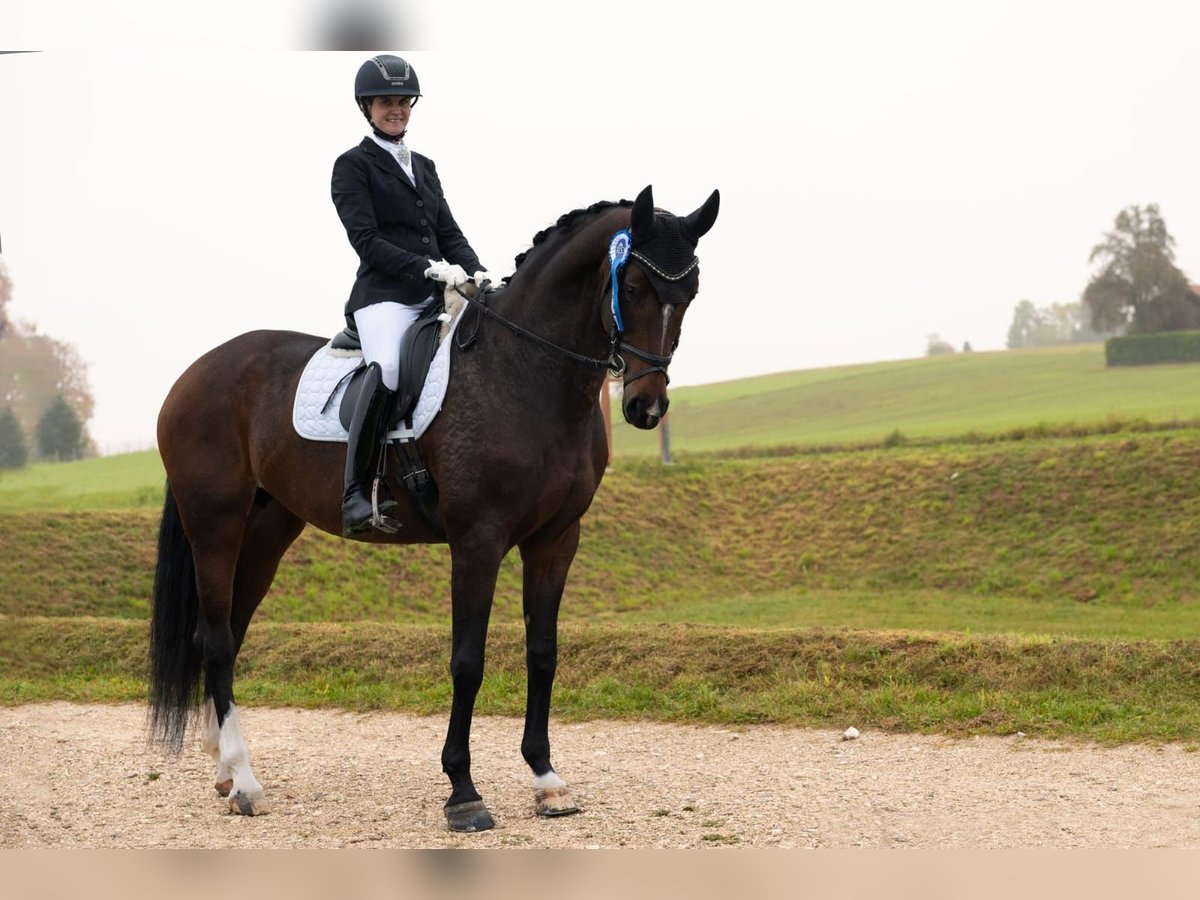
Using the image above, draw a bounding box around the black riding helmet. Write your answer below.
[354,55,421,121]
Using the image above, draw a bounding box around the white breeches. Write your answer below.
[353,297,435,391]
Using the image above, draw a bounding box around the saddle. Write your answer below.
[328,298,457,537]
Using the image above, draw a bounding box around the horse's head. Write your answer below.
[611,185,720,429]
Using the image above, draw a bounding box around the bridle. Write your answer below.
[450,241,696,388]
[608,248,699,387]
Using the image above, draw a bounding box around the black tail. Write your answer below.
[148,482,202,753]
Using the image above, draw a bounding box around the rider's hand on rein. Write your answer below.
[425,259,470,288]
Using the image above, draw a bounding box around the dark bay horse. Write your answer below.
[148,185,719,832]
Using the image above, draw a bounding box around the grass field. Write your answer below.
[613,343,1200,456]
[3,346,1200,742]
[0,450,165,511]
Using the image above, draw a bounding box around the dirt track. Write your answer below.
[1,702,1197,848]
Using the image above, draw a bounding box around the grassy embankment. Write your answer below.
[2,344,1200,742]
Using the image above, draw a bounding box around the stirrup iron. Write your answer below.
[371,476,400,533]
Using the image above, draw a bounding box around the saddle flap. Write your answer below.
[395,300,448,422]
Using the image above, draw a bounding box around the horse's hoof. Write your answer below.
[445,800,495,833]
[229,790,272,816]
[215,779,233,797]
[534,786,581,817]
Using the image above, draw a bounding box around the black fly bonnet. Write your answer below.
[629,213,701,304]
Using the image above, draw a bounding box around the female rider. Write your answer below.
[331,54,495,536]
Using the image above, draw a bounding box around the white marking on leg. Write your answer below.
[201,697,233,784]
[660,306,674,357]
[532,769,579,815]
[218,703,264,797]
[532,770,567,791]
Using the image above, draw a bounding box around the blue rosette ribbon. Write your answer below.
[608,228,632,333]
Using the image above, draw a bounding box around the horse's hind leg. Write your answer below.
[518,522,582,818]
[180,494,270,815]
[199,497,305,813]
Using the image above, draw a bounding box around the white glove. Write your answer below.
[473,270,501,289]
[424,259,469,288]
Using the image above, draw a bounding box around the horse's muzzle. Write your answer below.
[623,393,669,430]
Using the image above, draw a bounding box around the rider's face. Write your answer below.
[369,95,413,137]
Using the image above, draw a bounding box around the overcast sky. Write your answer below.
[2,0,1197,453]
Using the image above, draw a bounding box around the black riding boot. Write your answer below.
[342,362,400,536]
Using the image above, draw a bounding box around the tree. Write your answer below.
[0,322,95,454]
[35,394,86,462]
[1007,300,1038,349]
[925,333,956,356]
[1007,300,1109,348]
[1082,205,1200,334]
[0,257,11,340]
[0,406,26,469]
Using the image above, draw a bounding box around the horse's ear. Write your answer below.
[631,185,656,241]
[683,189,720,242]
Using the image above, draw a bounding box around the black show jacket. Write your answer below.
[331,137,484,314]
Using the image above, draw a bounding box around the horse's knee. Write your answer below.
[449,651,485,692]
[526,639,557,683]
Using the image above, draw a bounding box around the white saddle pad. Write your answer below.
[292,299,466,443]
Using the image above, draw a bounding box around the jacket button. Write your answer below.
[416,200,424,207]
[419,218,428,226]
[421,237,430,244]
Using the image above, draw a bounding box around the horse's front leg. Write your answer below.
[519,522,582,818]
[441,536,504,832]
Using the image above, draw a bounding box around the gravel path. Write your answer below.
[1,702,1197,848]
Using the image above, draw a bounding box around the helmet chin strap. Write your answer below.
[370,126,407,143]
[357,98,408,142]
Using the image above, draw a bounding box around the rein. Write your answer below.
[452,284,624,376]
[451,282,676,385]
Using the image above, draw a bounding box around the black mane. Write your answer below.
[512,199,632,271]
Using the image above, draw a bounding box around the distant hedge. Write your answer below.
[1105,331,1200,367]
